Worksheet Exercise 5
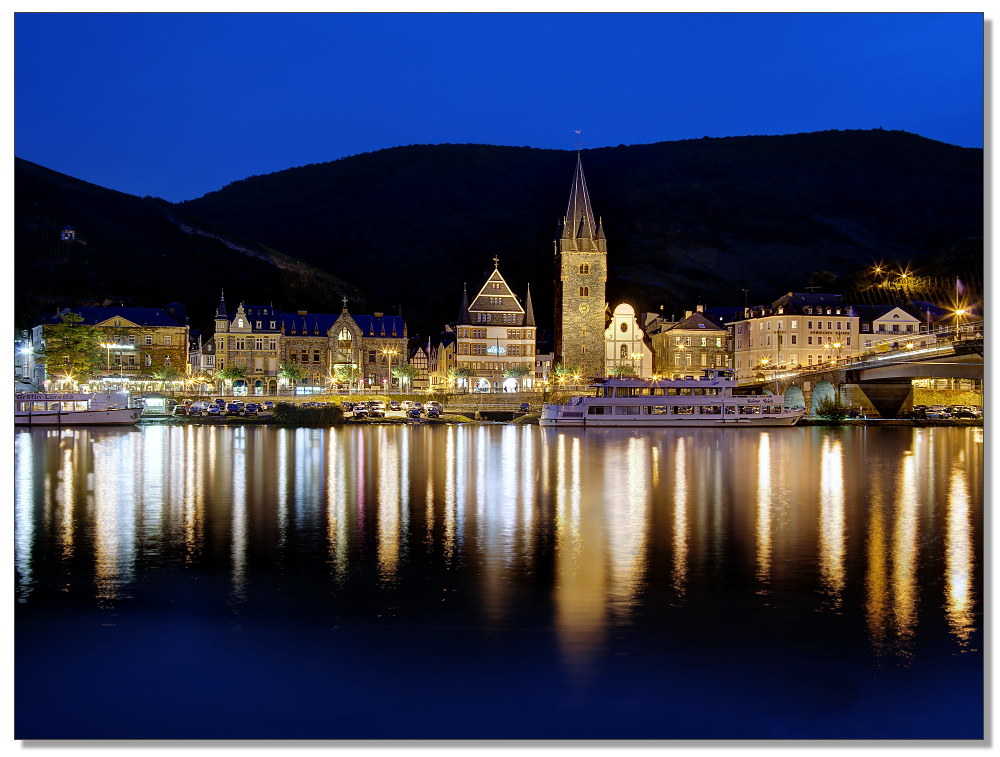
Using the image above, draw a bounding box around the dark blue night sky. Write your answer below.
[15,12,984,203]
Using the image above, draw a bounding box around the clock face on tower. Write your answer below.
[578,303,590,314]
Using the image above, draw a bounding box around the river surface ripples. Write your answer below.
[14,424,983,740]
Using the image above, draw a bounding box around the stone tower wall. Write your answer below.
[555,243,607,378]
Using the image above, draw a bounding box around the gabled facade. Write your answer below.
[650,307,729,378]
[604,303,654,378]
[453,260,537,392]
[855,305,928,354]
[209,292,407,394]
[553,154,607,378]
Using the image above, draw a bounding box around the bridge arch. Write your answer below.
[783,385,805,410]
[810,381,836,415]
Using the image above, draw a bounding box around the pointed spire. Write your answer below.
[565,153,596,240]
[596,216,606,240]
[524,284,535,327]
[216,289,227,318]
[458,283,470,325]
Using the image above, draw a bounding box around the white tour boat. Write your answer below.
[539,369,805,428]
[15,392,141,426]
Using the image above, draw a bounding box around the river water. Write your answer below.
[14,424,983,740]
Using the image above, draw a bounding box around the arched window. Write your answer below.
[579,286,589,297]
[339,328,352,341]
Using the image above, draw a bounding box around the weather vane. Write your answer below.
[574,129,583,151]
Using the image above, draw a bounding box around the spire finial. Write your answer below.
[493,255,499,269]
[574,129,582,151]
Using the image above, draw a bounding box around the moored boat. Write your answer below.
[15,392,141,426]
[539,369,805,428]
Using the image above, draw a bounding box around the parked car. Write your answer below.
[948,407,978,419]
[426,401,443,414]
[925,408,951,420]
[426,408,440,419]
[400,400,414,411]
[407,407,421,419]
[204,404,222,417]
[244,403,261,415]
[263,401,275,410]
[412,401,424,414]
[368,403,385,418]
[172,405,190,417]
[353,403,369,419]
[518,402,530,412]
[226,402,245,415]
[389,400,401,412]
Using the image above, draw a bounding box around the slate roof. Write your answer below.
[47,306,187,328]
[561,153,596,240]
[468,266,525,316]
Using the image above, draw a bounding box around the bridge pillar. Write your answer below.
[847,382,913,419]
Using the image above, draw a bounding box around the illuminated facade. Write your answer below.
[453,261,536,393]
[650,307,729,378]
[604,303,654,378]
[553,154,607,378]
[729,292,859,382]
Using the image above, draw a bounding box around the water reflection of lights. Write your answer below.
[327,429,349,580]
[94,431,137,604]
[818,436,846,605]
[231,427,248,605]
[755,433,772,585]
[277,429,290,549]
[444,428,457,561]
[377,428,403,582]
[945,467,975,643]
[555,433,602,674]
[892,453,919,650]
[14,433,34,602]
[671,436,688,595]
[58,444,75,559]
[615,437,649,603]
[865,481,890,653]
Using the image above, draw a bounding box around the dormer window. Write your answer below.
[237,318,244,328]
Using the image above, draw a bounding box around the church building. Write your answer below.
[553,154,608,378]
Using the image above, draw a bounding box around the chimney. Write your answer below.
[696,305,704,313]
[685,310,692,318]
[374,312,383,318]
[297,310,307,316]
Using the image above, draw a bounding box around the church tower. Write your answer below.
[554,154,607,378]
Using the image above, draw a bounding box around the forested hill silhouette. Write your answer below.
[181,129,982,335]
[15,158,361,334]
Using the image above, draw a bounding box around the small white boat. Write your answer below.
[15,392,141,426]
[539,369,805,428]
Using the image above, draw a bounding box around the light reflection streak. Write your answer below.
[891,452,919,651]
[93,432,137,604]
[231,427,247,605]
[377,428,402,581]
[671,436,688,595]
[554,433,602,675]
[58,445,74,558]
[443,428,456,561]
[520,426,535,560]
[182,427,202,562]
[14,434,35,602]
[755,433,772,586]
[865,480,890,654]
[277,430,289,550]
[327,429,349,580]
[945,466,974,643]
[818,436,846,605]
[609,437,648,607]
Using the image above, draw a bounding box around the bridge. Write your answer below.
[748,333,983,419]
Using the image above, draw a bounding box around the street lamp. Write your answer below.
[381,348,398,395]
